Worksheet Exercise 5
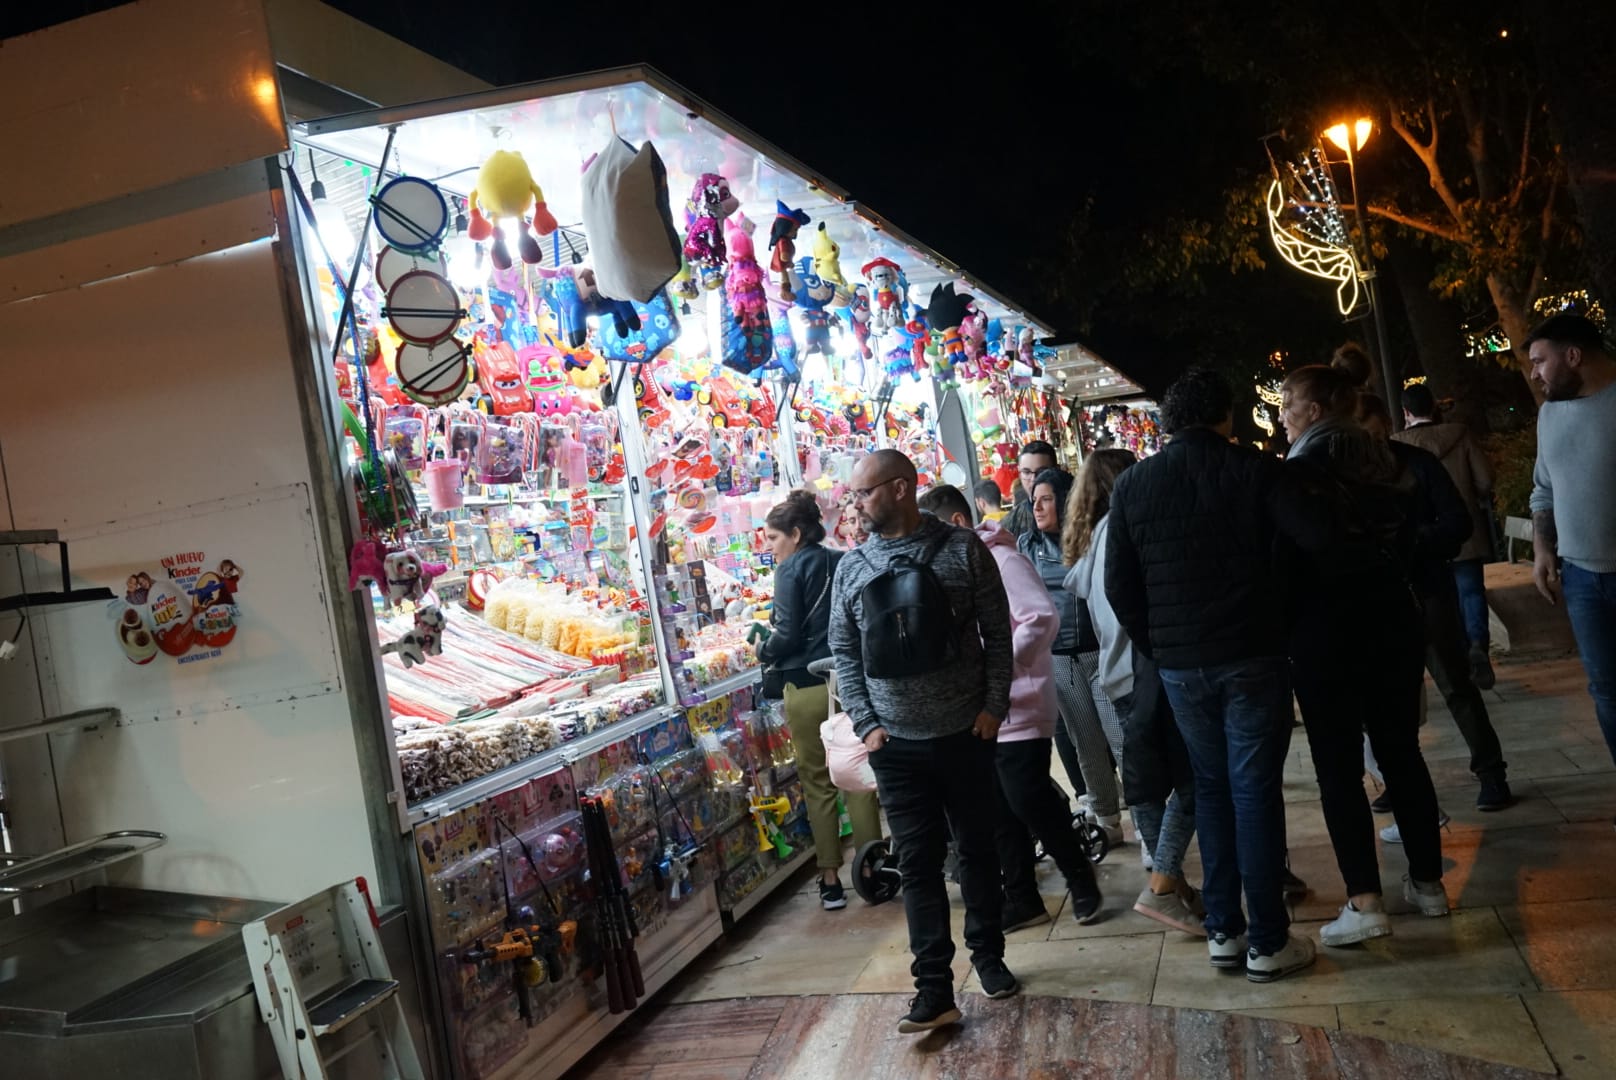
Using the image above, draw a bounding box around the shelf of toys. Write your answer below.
[1076,402,1164,457]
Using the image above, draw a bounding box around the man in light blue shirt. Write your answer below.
[1528,314,1616,793]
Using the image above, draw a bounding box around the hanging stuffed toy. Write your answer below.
[721,215,773,375]
[1018,326,1037,370]
[681,173,740,290]
[670,259,700,305]
[791,257,839,358]
[347,538,392,594]
[382,550,448,609]
[580,136,681,303]
[812,223,848,287]
[846,283,874,361]
[539,266,642,349]
[925,284,975,388]
[862,257,906,334]
[960,309,989,379]
[768,201,812,301]
[381,605,447,668]
[466,151,559,270]
[594,288,681,364]
[767,297,800,380]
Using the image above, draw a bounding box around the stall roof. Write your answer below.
[294,64,1057,335]
[1045,342,1149,404]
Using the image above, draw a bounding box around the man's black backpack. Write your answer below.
[856,533,958,678]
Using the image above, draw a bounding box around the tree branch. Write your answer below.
[1527,168,1562,308]
[1366,202,1465,244]
[1388,105,1468,224]
[1511,99,1535,208]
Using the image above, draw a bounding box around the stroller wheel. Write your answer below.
[1079,821,1110,865]
[853,839,902,905]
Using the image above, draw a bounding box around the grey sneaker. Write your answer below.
[1403,875,1450,917]
[1246,934,1317,983]
[1320,897,1392,946]
[1208,931,1248,970]
[1380,810,1450,844]
[1133,887,1205,936]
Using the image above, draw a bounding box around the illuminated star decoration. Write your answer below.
[1266,147,1364,318]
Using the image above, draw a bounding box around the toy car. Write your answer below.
[470,339,535,416]
[698,379,753,429]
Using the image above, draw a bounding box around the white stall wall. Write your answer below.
[0,238,378,901]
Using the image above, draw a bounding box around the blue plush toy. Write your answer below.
[594,288,681,364]
[791,257,838,357]
[540,267,642,350]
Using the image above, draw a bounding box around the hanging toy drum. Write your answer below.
[852,839,902,906]
[395,338,471,406]
[384,270,464,345]
[374,244,447,293]
[371,175,449,253]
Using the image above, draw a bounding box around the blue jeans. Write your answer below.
[1562,562,1616,764]
[1159,657,1294,953]
[1451,559,1490,648]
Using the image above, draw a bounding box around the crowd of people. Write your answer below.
[753,312,1616,1035]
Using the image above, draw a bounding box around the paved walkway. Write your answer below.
[581,654,1616,1077]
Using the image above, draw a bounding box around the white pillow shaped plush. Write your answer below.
[581,136,682,303]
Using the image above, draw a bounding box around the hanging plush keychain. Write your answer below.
[381,606,447,668]
[768,200,812,301]
[681,173,740,290]
[721,214,773,375]
[466,151,560,270]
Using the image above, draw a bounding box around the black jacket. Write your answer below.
[1018,527,1098,654]
[758,542,841,691]
[1105,428,1288,669]
[1389,441,1472,596]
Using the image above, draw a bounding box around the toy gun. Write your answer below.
[749,790,794,858]
[582,794,646,1014]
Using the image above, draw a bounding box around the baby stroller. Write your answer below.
[809,657,903,905]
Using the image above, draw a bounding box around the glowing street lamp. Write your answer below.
[1325,114,1398,424]
[1325,118,1374,153]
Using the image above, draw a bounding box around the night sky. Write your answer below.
[3,2,1379,392]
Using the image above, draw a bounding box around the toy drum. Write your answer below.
[374,245,447,293]
[385,270,464,344]
[371,175,449,253]
[396,339,471,406]
[423,458,464,511]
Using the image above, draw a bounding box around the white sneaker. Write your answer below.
[1403,875,1450,917]
[1076,794,1096,815]
[1097,813,1125,848]
[1320,898,1392,946]
[1246,933,1317,983]
[1380,810,1451,844]
[1208,931,1248,970]
[1140,839,1154,871]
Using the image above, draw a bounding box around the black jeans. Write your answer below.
[995,737,1098,903]
[1421,575,1507,780]
[1294,616,1443,896]
[869,728,1005,994]
[1053,721,1087,798]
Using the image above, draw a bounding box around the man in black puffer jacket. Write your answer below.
[1105,367,1314,984]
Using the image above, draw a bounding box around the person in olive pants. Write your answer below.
[784,680,883,884]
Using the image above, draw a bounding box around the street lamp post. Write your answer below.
[1326,119,1400,427]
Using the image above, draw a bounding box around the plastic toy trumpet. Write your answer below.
[749,790,794,857]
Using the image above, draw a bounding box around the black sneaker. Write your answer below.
[898,992,962,1033]
[1476,775,1514,812]
[1002,895,1051,933]
[975,958,1020,999]
[1282,867,1309,899]
[819,879,847,910]
[1369,790,1394,814]
[1068,870,1103,925]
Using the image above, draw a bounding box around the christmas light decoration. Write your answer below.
[1266,175,1363,317]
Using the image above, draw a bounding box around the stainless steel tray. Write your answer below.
[0,830,167,896]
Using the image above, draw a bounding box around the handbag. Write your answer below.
[761,554,833,698]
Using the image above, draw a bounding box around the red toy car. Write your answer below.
[470,339,535,416]
[699,379,753,429]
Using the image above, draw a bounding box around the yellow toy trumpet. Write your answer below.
[749,790,794,857]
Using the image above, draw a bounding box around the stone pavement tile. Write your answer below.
[1520,990,1616,1078]
[1424,748,1588,787]
[1554,741,1616,772]
[1335,993,1556,1074]
[1434,822,1616,911]
[1325,1026,1550,1080]
[965,934,1162,1004]
[1499,899,1616,991]
[1231,1003,1339,1028]
[850,950,968,994]
[1151,909,1535,1012]
[1532,772,1616,824]
[1437,777,1570,833]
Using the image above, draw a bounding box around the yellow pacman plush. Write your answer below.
[466,150,559,270]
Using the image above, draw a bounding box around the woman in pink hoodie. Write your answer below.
[919,485,1104,927]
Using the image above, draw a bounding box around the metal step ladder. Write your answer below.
[243,877,424,1080]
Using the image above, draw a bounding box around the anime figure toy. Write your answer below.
[682,173,740,291]
[466,150,560,270]
[791,257,838,358]
[722,214,773,375]
[862,257,906,334]
[811,223,847,287]
[959,309,989,379]
[768,201,812,300]
[926,283,975,384]
[382,605,447,668]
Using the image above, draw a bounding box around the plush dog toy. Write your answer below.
[466,150,559,270]
[382,605,447,668]
[383,550,447,608]
[862,257,906,334]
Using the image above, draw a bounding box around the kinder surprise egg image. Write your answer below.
[189,572,238,648]
[116,604,159,665]
[145,579,196,656]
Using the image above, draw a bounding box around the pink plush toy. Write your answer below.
[348,539,392,594]
[681,173,740,291]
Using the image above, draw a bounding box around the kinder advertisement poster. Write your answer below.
[112,551,244,666]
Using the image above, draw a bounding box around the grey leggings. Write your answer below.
[1053,652,1120,818]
